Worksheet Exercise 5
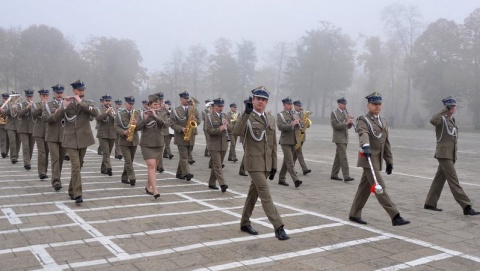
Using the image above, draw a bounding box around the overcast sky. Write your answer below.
[1,0,479,72]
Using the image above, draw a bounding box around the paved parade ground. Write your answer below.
[1,124,480,271]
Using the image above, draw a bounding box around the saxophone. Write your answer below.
[295,110,312,150]
[126,110,139,142]
[183,97,199,141]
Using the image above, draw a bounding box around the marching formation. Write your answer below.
[0,81,478,242]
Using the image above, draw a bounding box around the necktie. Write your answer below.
[377,117,383,127]
[261,114,267,125]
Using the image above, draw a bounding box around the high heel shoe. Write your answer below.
[154,194,160,199]
[145,187,153,195]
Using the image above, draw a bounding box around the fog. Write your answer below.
[1,0,480,128]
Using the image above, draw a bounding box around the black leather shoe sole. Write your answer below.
[349,216,367,224]
[464,208,480,215]
[424,204,442,211]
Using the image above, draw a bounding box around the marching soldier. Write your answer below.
[115,96,140,186]
[293,100,311,175]
[277,97,302,188]
[170,91,201,181]
[32,89,50,180]
[0,93,9,158]
[163,100,174,160]
[4,92,21,164]
[205,98,229,192]
[17,89,36,170]
[114,99,123,160]
[202,99,212,157]
[96,95,116,176]
[226,103,238,162]
[54,80,98,204]
[330,97,355,182]
[234,86,289,240]
[42,84,67,191]
[349,92,410,226]
[424,96,480,215]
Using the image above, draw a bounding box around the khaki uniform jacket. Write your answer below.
[234,112,277,171]
[161,109,171,136]
[4,104,18,131]
[55,99,97,149]
[356,112,392,170]
[114,109,140,146]
[170,105,201,146]
[331,108,353,144]
[32,102,46,138]
[205,112,229,151]
[431,108,457,161]
[137,110,168,147]
[95,106,116,139]
[277,110,299,145]
[17,102,35,134]
[42,100,64,142]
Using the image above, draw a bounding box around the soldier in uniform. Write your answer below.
[96,95,116,176]
[293,100,311,175]
[424,96,480,215]
[237,99,250,177]
[205,98,229,192]
[42,84,67,191]
[152,92,168,173]
[113,99,123,160]
[162,100,174,160]
[115,96,140,186]
[226,103,239,162]
[234,86,289,240]
[349,92,410,226]
[0,93,10,158]
[17,89,36,170]
[202,99,212,157]
[170,91,201,181]
[54,80,98,204]
[4,92,21,164]
[277,97,302,188]
[32,89,50,180]
[138,94,168,198]
[330,97,355,182]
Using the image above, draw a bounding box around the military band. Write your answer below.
[4,92,21,164]
[162,100,174,160]
[292,100,311,176]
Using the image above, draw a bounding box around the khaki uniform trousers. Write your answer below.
[228,135,237,160]
[99,138,114,172]
[239,155,246,175]
[67,147,87,198]
[279,144,299,182]
[349,168,399,219]
[34,137,49,176]
[48,141,66,187]
[331,143,350,179]
[209,150,226,186]
[203,130,209,157]
[241,171,284,230]
[20,133,35,166]
[120,145,137,181]
[0,126,8,155]
[114,136,122,157]
[425,158,472,209]
[176,145,191,176]
[163,135,172,157]
[7,130,20,160]
[294,145,308,172]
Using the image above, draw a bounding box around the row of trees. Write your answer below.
[1,5,480,128]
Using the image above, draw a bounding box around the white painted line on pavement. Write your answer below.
[30,245,61,270]
[375,253,453,270]
[1,208,22,224]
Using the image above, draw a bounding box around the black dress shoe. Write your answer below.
[233,158,238,162]
[169,154,174,159]
[24,164,31,170]
[101,170,107,174]
[303,169,312,175]
[239,172,248,176]
[185,174,193,181]
[64,155,70,161]
[54,184,62,191]
[392,214,410,226]
[69,194,74,200]
[121,179,130,184]
[240,225,258,235]
[344,177,355,182]
[424,204,442,211]
[275,226,290,240]
[157,168,165,173]
[331,176,342,181]
[221,184,228,193]
[106,168,112,176]
[145,187,153,195]
[188,160,195,165]
[228,158,233,161]
[1,152,6,158]
[208,185,219,190]
[117,155,123,160]
[294,180,302,188]
[11,158,17,164]
[130,179,136,186]
[39,174,48,180]
[278,182,289,186]
[75,196,83,204]
[464,206,480,215]
[176,174,185,180]
[349,216,367,224]
[163,155,169,158]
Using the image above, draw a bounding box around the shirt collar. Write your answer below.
[253,109,264,117]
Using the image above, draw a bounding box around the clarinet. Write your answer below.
[221,113,231,142]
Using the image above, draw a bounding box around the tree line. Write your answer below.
[1,5,480,128]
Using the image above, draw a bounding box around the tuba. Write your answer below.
[295,110,312,150]
[183,97,199,141]
[126,110,139,142]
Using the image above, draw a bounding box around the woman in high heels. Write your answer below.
[137,94,169,199]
